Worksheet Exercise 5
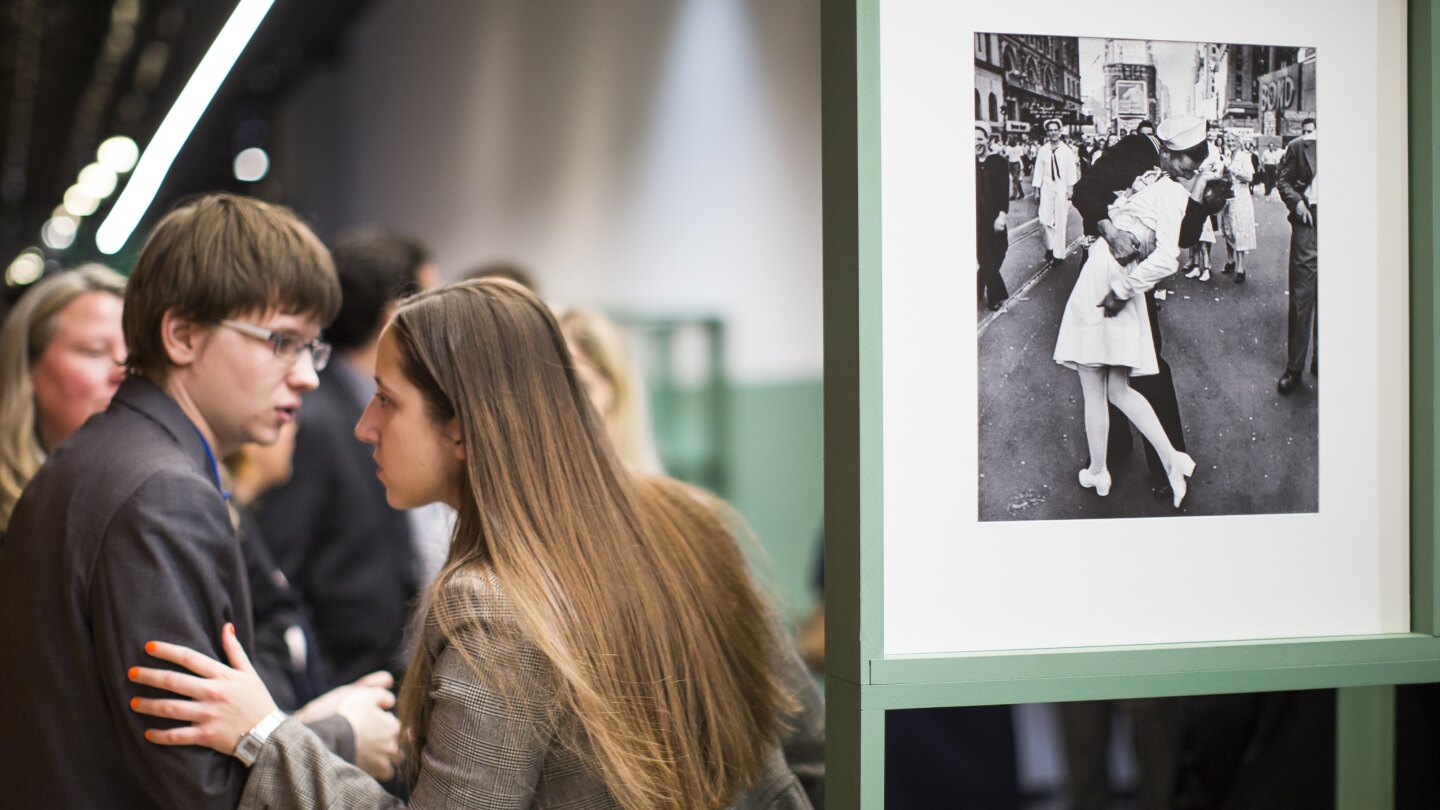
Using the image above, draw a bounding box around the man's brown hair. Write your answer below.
[122,194,341,379]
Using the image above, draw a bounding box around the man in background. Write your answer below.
[255,228,440,688]
[1260,141,1285,196]
[1005,136,1026,200]
[976,122,1012,311]
[1275,117,1318,395]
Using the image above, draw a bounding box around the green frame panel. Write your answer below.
[823,0,1440,805]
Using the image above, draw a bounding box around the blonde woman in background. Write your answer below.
[557,306,664,474]
[131,280,823,809]
[1220,132,1258,283]
[0,265,126,534]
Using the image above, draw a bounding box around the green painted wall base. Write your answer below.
[724,379,825,623]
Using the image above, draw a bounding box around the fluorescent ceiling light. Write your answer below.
[95,0,277,255]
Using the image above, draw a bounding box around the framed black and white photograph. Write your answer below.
[876,0,1408,656]
[974,35,1321,521]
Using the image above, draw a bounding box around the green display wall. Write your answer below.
[822,1,1440,807]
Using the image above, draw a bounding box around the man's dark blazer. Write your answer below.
[1275,137,1317,225]
[255,361,419,687]
[0,377,259,808]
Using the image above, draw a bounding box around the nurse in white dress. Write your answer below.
[1053,117,1215,508]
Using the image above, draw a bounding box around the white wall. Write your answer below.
[279,0,822,383]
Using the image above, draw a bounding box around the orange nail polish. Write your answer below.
[130,697,140,710]
[144,641,156,654]
[225,622,234,637]
[128,666,138,680]
[144,730,153,742]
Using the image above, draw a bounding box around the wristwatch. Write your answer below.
[233,709,288,767]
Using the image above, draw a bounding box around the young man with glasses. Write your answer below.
[0,194,397,807]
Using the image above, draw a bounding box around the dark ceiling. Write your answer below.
[0,0,375,301]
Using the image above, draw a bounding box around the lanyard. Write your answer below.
[191,426,232,502]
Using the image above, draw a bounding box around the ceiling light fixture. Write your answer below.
[95,0,277,254]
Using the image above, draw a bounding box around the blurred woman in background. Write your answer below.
[556,306,664,474]
[1220,132,1257,283]
[0,266,126,535]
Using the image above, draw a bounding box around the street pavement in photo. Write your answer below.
[977,180,1319,521]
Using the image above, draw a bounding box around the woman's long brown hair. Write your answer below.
[391,280,795,808]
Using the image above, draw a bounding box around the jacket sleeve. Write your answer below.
[95,471,251,810]
[1178,198,1206,248]
[1110,185,1185,299]
[304,715,356,764]
[776,636,825,809]
[239,718,404,810]
[241,595,555,809]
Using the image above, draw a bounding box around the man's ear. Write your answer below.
[160,309,207,368]
[446,417,465,460]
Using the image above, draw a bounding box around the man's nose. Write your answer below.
[288,351,321,390]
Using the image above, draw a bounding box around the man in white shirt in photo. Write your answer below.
[1032,118,1080,266]
[1005,137,1026,200]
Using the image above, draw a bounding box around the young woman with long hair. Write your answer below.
[128,279,822,809]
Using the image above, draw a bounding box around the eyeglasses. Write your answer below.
[220,319,332,372]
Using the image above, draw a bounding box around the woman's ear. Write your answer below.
[160,309,206,368]
[446,418,465,460]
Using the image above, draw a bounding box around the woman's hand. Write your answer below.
[129,622,279,757]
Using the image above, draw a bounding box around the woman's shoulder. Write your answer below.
[423,565,544,668]
[432,565,511,622]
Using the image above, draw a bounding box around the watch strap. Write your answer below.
[233,709,288,767]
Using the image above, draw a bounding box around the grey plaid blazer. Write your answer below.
[240,571,823,809]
